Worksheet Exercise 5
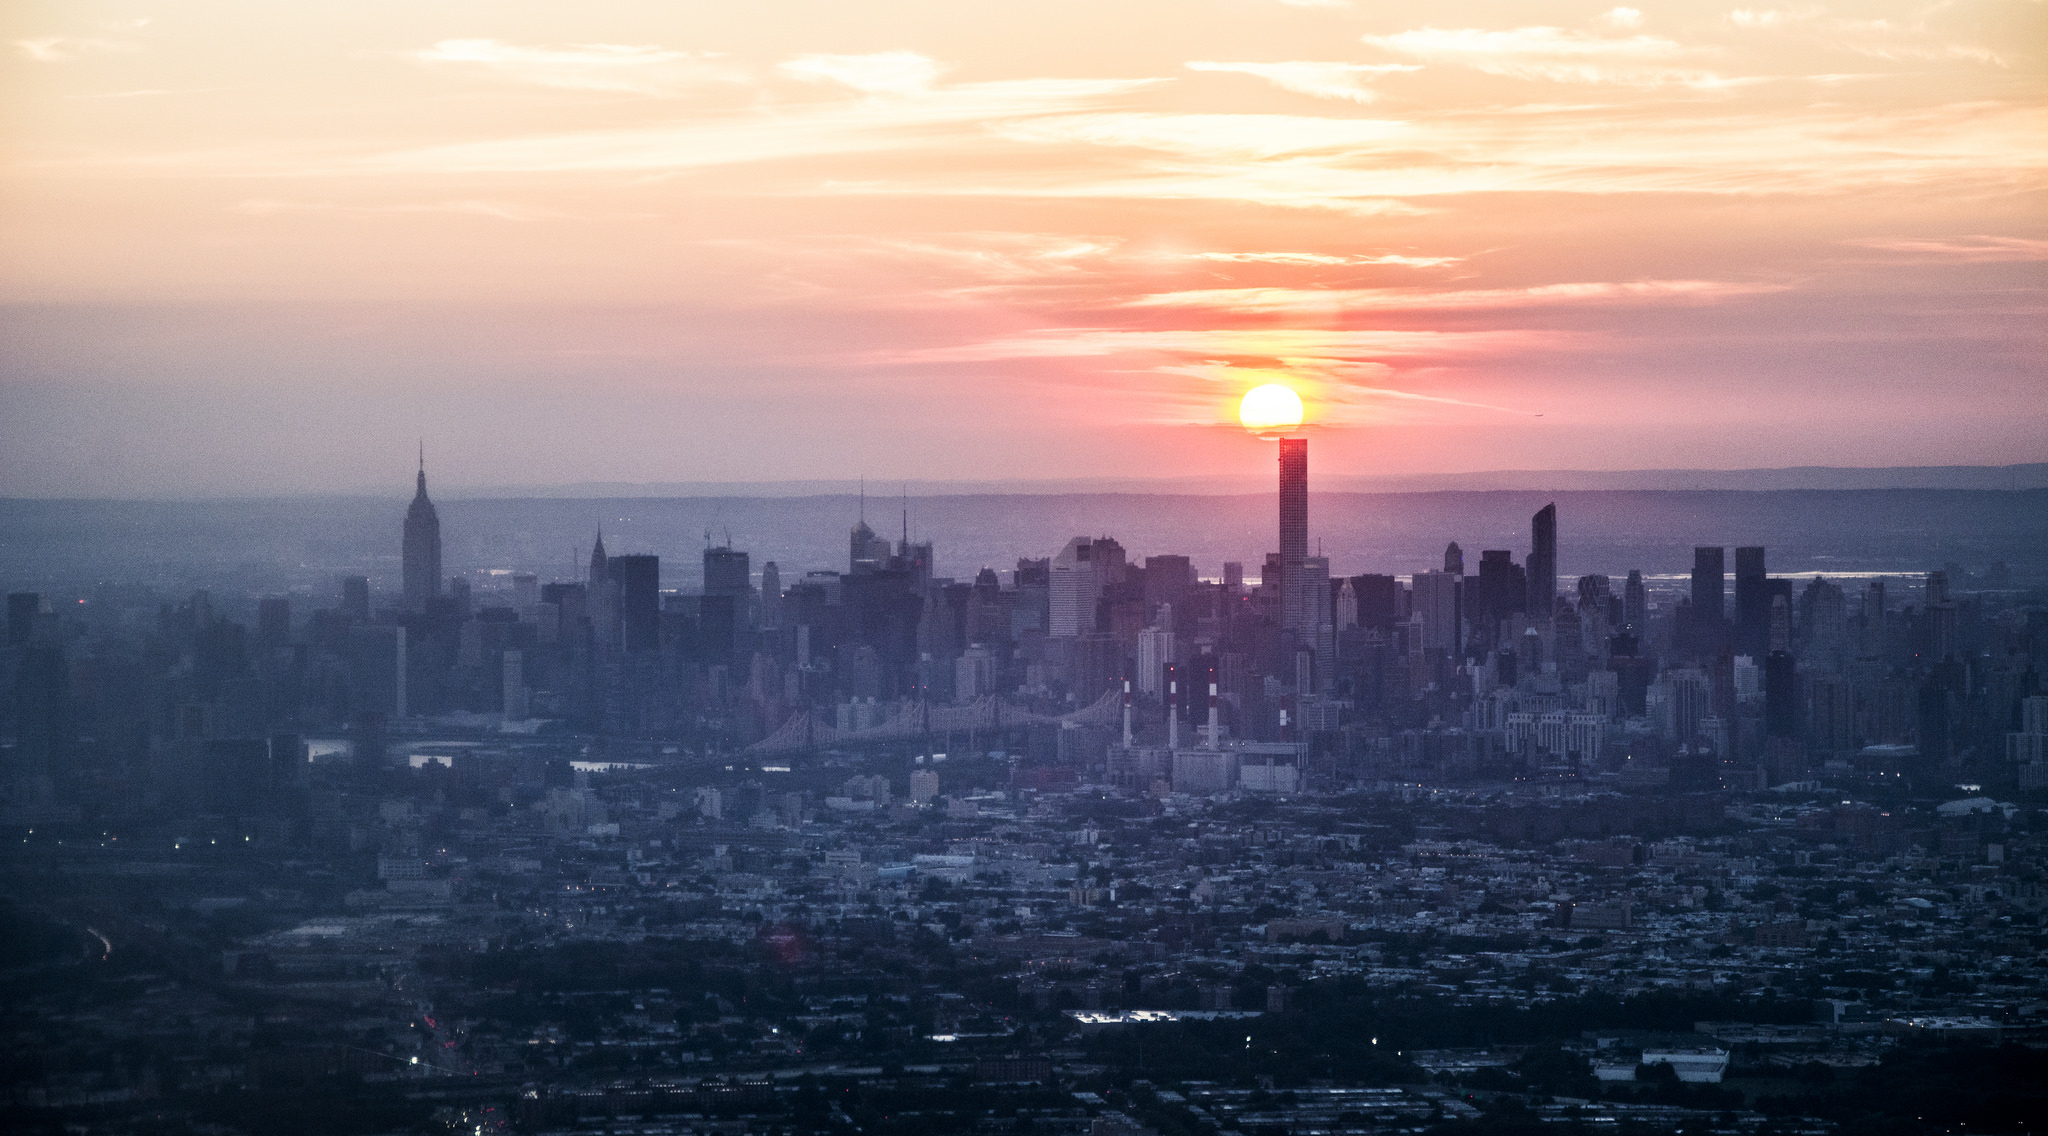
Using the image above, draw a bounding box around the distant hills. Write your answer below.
[469,464,2048,498]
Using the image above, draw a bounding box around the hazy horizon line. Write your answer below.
[4,463,2045,502]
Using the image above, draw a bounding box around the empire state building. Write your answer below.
[402,453,441,611]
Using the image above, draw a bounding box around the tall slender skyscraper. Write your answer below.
[1278,437,1309,632]
[401,452,441,612]
[1527,502,1556,619]
[1691,547,1726,625]
[608,554,660,653]
[1734,546,1768,657]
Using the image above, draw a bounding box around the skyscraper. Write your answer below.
[1623,570,1647,637]
[1411,570,1461,653]
[1278,437,1309,632]
[1527,503,1556,619]
[401,453,441,612]
[1734,546,1768,657]
[1690,547,1726,626]
[1443,542,1464,575]
[705,546,750,599]
[608,554,660,653]
[759,561,782,630]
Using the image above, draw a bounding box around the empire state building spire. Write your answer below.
[402,448,441,611]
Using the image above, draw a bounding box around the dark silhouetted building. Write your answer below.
[340,576,370,622]
[1691,547,1725,625]
[1473,550,1526,646]
[705,546,750,599]
[1349,574,1400,633]
[1278,437,1308,632]
[1765,648,1799,738]
[257,596,290,649]
[1527,503,1557,618]
[401,455,442,612]
[1444,541,1464,575]
[608,554,660,653]
[1734,546,1768,658]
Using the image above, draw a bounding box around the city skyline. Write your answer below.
[4,0,2044,496]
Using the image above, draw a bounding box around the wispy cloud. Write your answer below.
[1127,279,1788,313]
[406,39,745,96]
[1361,25,1732,87]
[1726,8,2005,66]
[232,198,561,222]
[779,51,944,95]
[1189,251,1459,267]
[328,75,1159,176]
[1844,236,2048,263]
[13,36,138,62]
[1185,60,1418,104]
[879,326,1569,366]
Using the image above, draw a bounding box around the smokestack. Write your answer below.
[1122,677,1133,748]
[1207,680,1220,748]
[1168,670,1180,751]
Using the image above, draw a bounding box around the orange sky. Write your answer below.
[2,0,2043,494]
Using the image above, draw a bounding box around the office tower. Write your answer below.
[759,561,782,629]
[12,640,71,777]
[341,576,370,622]
[6,593,37,646]
[1411,570,1461,653]
[1691,547,1726,626]
[1474,550,1526,645]
[502,650,527,720]
[1277,438,1309,632]
[849,514,891,574]
[1349,574,1400,632]
[1527,503,1556,618]
[512,573,538,621]
[588,532,617,648]
[1765,648,1799,738]
[1302,555,1333,692]
[401,454,442,611]
[1444,542,1464,575]
[1050,537,1100,638]
[705,546,750,599]
[1623,570,1646,636]
[607,554,660,653]
[1049,537,1124,637]
[1223,561,1244,598]
[1734,546,1768,657]
[1332,577,1357,629]
[1136,620,1174,696]
[1144,554,1193,623]
[256,597,290,649]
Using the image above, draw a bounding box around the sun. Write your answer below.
[1238,383,1304,435]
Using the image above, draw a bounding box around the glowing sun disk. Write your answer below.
[1239,383,1304,433]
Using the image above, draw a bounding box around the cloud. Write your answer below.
[879,326,1568,367]
[1843,236,2048,263]
[1725,9,2004,66]
[1185,60,1418,104]
[13,36,137,62]
[232,198,559,222]
[1127,279,1788,314]
[1361,25,1731,87]
[332,75,1158,176]
[1598,8,1646,30]
[996,112,1410,158]
[1190,251,1459,267]
[406,39,745,96]
[779,51,944,95]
